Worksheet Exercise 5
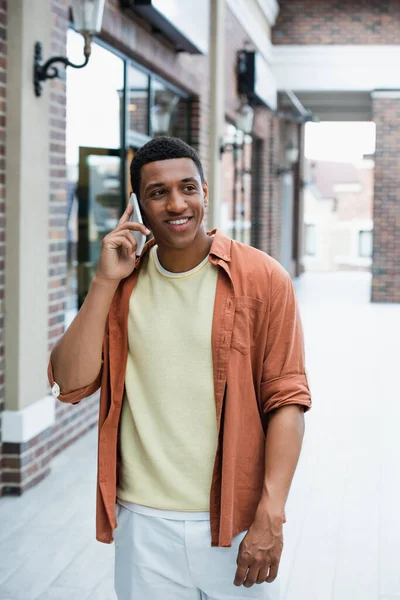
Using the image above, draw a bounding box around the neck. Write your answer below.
[156,229,213,273]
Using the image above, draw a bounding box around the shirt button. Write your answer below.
[51,382,60,398]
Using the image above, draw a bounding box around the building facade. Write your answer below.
[0,0,399,496]
[273,0,400,302]
[303,159,374,272]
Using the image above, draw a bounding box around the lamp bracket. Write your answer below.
[34,34,92,97]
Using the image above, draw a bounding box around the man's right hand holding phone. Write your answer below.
[95,203,150,283]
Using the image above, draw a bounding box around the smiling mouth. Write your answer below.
[165,217,193,228]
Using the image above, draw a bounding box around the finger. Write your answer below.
[117,202,134,226]
[233,564,249,587]
[121,229,148,257]
[109,228,137,245]
[107,234,136,256]
[107,229,136,248]
[120,230,138,255]
[117,221,151,236]
[243,564,260,588]
[256,566,270,584]
[266,560,279,583]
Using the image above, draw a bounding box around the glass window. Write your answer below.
[359,230,373,258]
[65,31,191,314]
[151,80,189,141]
[66,30,124,316]
[127,64,150,137]
[221,123,252,244]
[66,30,124,164]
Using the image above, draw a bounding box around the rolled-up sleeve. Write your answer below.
[261,273,311,414]
[47,354,102,405]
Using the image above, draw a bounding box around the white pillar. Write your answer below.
[5,0,52,415]
[207,0,225,229]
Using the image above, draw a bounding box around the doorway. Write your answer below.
[76,147,123,308]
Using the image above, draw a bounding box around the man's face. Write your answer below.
[139,158,208,250]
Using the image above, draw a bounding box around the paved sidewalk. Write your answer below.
[1,271,399,600]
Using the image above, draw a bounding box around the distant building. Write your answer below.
[303,159,374,272]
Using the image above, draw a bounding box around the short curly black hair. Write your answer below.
[130,136,205,200]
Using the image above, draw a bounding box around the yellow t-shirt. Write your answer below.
[116,246,219,511]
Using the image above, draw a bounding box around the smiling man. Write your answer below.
[49,137,311,600]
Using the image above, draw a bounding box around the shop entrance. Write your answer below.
[75,147,123,308]
[74,146,144,309]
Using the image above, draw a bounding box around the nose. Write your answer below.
[166,189,187,213]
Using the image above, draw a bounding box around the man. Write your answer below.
[49,136,311,600]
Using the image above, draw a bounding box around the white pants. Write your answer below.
[114,501,280,600]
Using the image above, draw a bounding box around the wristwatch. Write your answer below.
[51,382,61,399]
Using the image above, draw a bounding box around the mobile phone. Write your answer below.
[129,193,147,256]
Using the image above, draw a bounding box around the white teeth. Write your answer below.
[169,218,188,225]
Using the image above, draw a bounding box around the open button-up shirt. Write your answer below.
[48,230,311,547]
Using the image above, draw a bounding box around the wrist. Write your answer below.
[92,275,120,293]
[257,492,285,523]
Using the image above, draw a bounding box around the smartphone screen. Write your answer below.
[129,193,147,256]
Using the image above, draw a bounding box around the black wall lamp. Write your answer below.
[34,0,106,97]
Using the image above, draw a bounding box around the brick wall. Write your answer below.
[225,7,284,259]
[0,0,6,497]
[48,0,68,353]
[273,0,400,45]
[225,7,253,123]
[371,95,400,303]
[48,0,101,480]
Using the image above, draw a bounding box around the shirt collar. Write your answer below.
[136,228,232,268]
[207,229,232,263]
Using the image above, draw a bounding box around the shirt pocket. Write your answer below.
[231,296,266,354]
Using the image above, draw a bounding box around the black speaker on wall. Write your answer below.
[237,50,256,99]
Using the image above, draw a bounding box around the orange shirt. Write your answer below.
[48,230,311,547]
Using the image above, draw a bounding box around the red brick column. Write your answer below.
[48,0,100,477]
[224,7,283,259]
[371,92,400,303]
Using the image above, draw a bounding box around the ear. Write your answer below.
[203,179,209,207]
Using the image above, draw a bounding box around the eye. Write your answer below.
[184,184,196,192]
[151,189,165,197]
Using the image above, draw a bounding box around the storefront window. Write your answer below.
[221,123,252,244]
[66,31,191,315]
[127,64,150,137]
[152,80,190,140]
[66,30,124,316]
